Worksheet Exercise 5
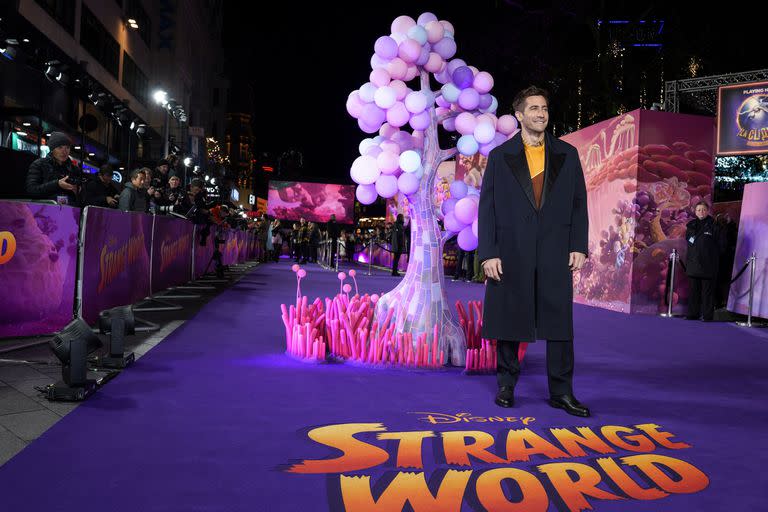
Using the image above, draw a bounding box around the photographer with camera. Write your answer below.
[83,164,120,208]
[25,132,82,205]
[155,172,190,215]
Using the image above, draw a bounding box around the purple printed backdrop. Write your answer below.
[728,182,768,318]
[0,201,80,337]
[717,81,768,156]
[151,215,194,293]
[193,225,216,279]
[80,207,152,324]
[561,109,715,315]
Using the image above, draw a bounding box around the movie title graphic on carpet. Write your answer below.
[285,418,709,511]
[0,231,17,265]
[98,233,146,293]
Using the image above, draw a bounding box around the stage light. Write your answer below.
[22,122,31,127]
[47,318,103,401]
[88,152,95,156]
[204,175,210,182]
[183,156,192,166]
[93,306,136,369]
[130,120,136,130]
[16,131,27,136]
[153,89,168,106]
[74,145,81,150]
[22,38,30,43]
[210,178,216,185]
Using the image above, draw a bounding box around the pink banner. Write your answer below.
[268,181,355,224]
[0,201,80,337]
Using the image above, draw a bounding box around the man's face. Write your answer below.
[158,165,169,174]
[51,145,70,164]
[695,205,709,220]
[515,95,549,135]
[190,185,202,195]
[132,173,146,188]
[99,173,112,185]
[169,177,180,189]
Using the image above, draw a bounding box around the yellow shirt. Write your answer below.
[524,142,545,208]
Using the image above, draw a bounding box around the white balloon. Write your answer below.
[359,138,376,156]
[399,150,422,173]
[374,86,397,109]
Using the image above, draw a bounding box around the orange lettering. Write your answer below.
[288,423,389,474]
[0,231,17,265]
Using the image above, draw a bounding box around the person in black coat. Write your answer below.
[118,168,149,212]
[390,214,405,276]
[327,214,340,266]
[685,202,725,321]
[478,86,589,417]
[25,132,81,205]
[83,165,119,208]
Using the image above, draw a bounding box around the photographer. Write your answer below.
[83,164,120,208]
[25,132,82,205]
[157,172,190,215]
[118,168,148,212]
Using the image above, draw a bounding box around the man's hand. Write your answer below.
[106,196,117,207]
[569,252,587,271]
[482,258,503,282]
[58,176,78,192]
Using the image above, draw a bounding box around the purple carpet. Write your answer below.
[1,261,766,512]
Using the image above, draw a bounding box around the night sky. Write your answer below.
[222,1,763,184]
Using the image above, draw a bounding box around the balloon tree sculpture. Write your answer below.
[346,13,519,366]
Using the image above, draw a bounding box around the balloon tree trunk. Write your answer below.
[373,71,466,366]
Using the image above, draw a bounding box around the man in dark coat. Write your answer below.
[390,214,405,276]
[25,132,81,205]
[327,214,340,266]
[83,164,119,208]
[478,86,590,417]
[685,202,724,321]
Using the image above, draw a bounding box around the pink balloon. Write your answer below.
[435,107,450,118]
[435,95,450,108]
[405,92,428,113]
[371,54,389,70]
[297,269,307,278]
[361,103,386,127]
[457,226,478,251]
[476,113,498,127]
[349,270,357,277]
[338,272,346,280]
[474,122,496,144]
[424,52,444,73]
[364,146,383,158]
[374,86,397,109]
[356,184,378,205]
[440,20,455,34]
[343,284,352,293]
[458,89,480,110]
[472,218,478,237]
[375,175,399,198]
[370,68,391,87]
[497,115,519,135]
[425,20,445,43]
[455,112,478,136]
[411,130,424,148]
[391,15,416,34]
[387,58,408,80]
[390,80,408,100]
[468,66,479,76]
[359,82,377,103]
[404,65,419,82]
[379,123,398,138]
[398,39,422,64]
[409,110,430,130]
[371,294,380,303]
[434,67,451,84]
[377,151,400,174]
[351,155,380,185]
[386,102,410,128]
[358,119,379,134]
[454,197,479,224]
[346,92,365,118]
[398,172,420,195]
[380,140,400,154]
[473,71,494,94]
[292,264,300,272]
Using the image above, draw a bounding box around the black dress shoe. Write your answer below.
[495,386,515,408]
[549,394,590,417]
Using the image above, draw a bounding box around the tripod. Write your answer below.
[204,239,226,279]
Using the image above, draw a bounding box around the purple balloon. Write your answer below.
[452,66,474,89]
[434,67,451,84]
[444,211,466,233]
[447,59,467,76]
[375,36,399,60]
[457,226,478,251]
[398,172,420,195]
[441,197,458,217]
[361,103,386,127]
[455,197,478,224]
[356,184,378,205]
[450,180,468,199]
[385,102,410,128]
[398,38,422,64]
[433,37,457,60]
[443,117,456,132]
[416,47,431,66]
[375,175,399,198]
[371,53,388,70]
[417,12,438,26]
[346,92,365,118]
[472,218,478,238]
[358,119,379,134]
[365,146,383,158]
[409,110,430,130]
[478,94,493,110]
[458,89,481,110]
[435,95,450,108]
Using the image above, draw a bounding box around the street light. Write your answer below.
[153,89,171,157]
[183,156,192,167]
[153,90,168,106]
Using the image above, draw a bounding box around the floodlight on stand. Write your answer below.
[47,318,103,401]
[92,306,136,369]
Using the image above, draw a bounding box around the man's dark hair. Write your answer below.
[129,168,144,181]
[190,178,204,189]
[513,86,550,113]
[99,164,113,177]
[695,201,710,210]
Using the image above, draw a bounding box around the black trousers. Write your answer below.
[455,249,475,279]
[688,277,715,320]
[392,251,402,275]
[330,238,338,266]
[497,340,574,397]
